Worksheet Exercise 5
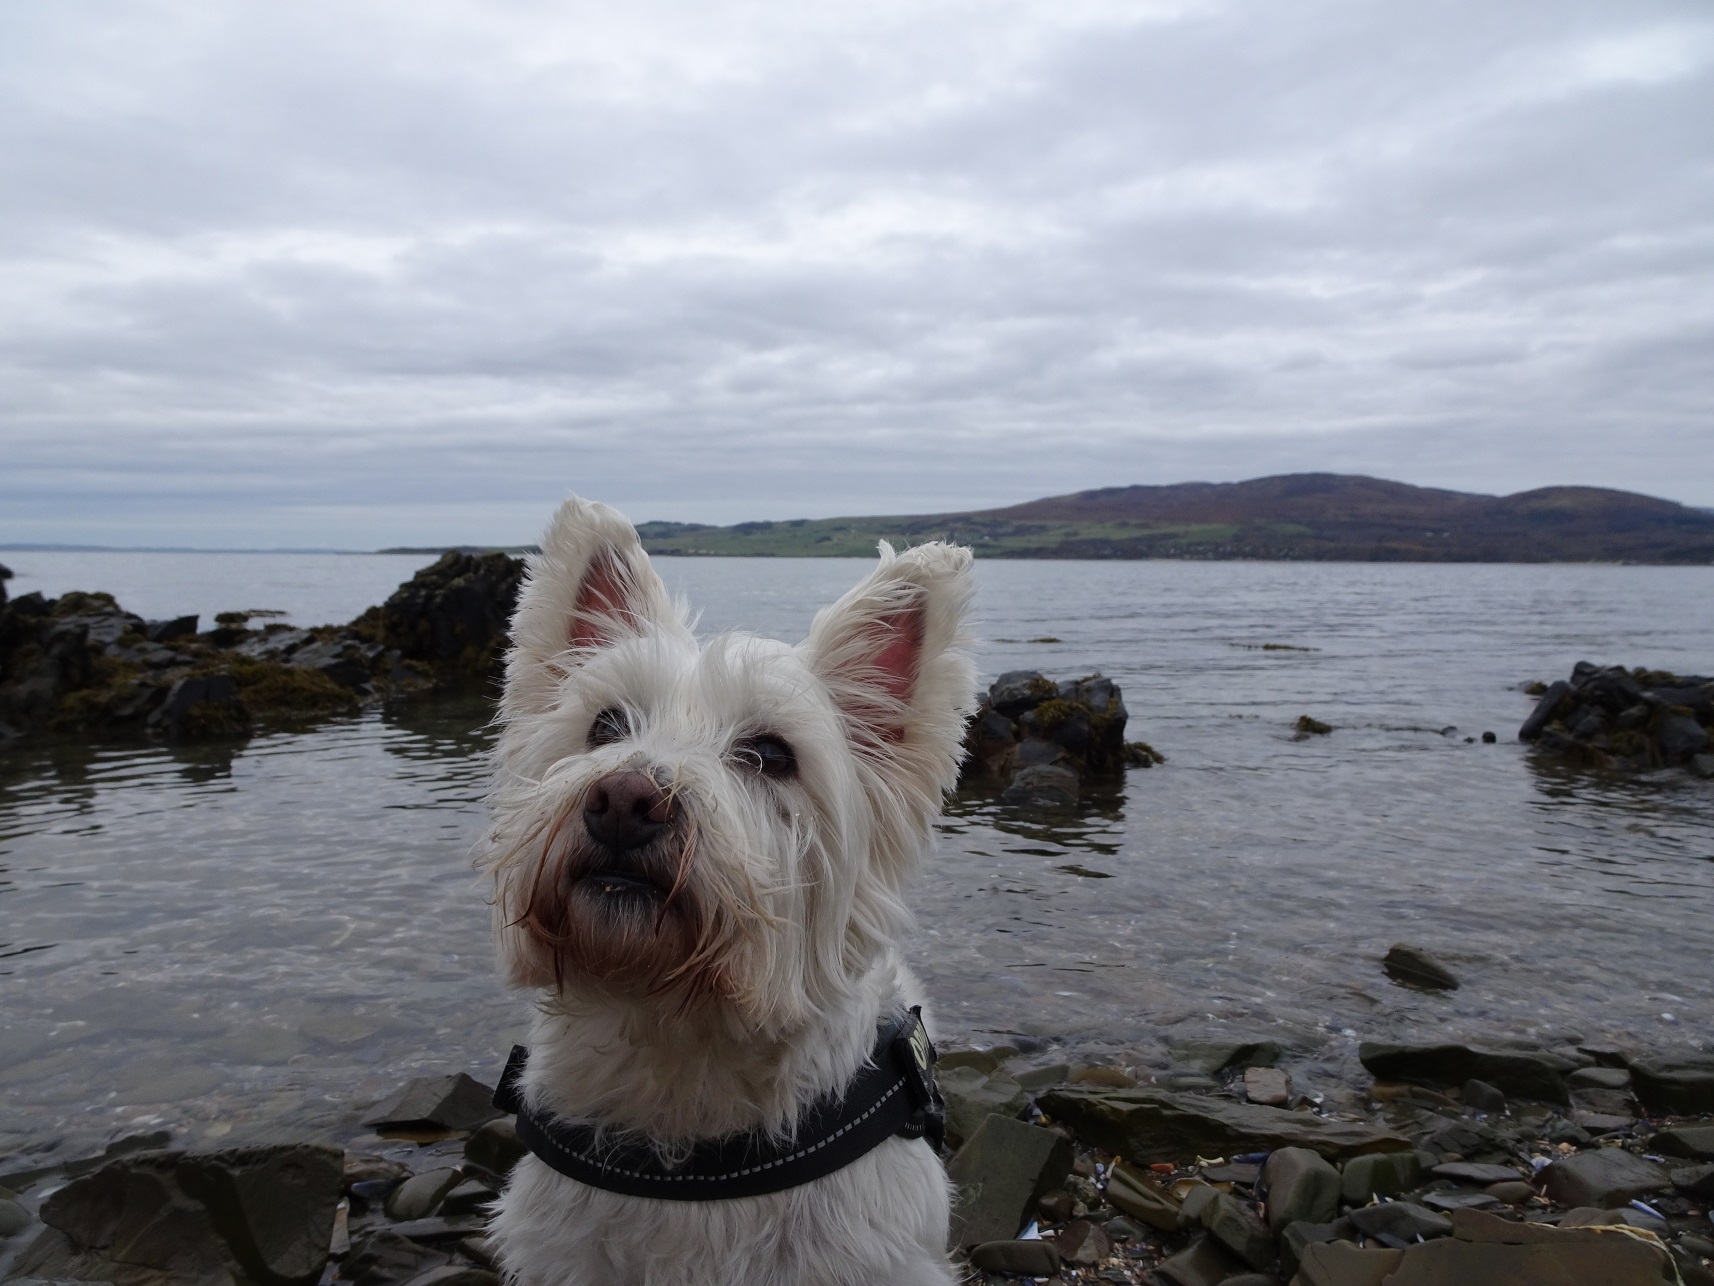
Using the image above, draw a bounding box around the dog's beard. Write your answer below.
[512,815,753,1004]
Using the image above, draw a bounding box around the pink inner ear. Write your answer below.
[569,553,636,649]
[868,607,924,707]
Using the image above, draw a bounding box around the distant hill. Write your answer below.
[633,474,1714,563]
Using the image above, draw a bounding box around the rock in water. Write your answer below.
[961,669,1143,807]
[1382,943,1460,990]
[363,1072,502,1133]
[371,551,524,679]
[1039,1086,1410,1163]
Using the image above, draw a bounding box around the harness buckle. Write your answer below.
[890,1006,946,1150]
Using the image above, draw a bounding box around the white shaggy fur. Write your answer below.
[482,497,976,1286]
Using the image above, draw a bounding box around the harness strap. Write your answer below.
[492,1007,945,1202]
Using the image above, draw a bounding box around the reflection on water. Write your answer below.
[3,558,1713,1169]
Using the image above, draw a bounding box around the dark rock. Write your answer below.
[385,1215,489,1241]
[19,1143,340,1286]
[1568,1066,1631,1090]
[0,1196,29,1237]
[1430,1162,1522,1185]
[384,1169,463,1221]
[1346,1202,1451,1245]
[1201,1191,1275,1269]
[1480,730,1496,743]
[1382,945,1459,991]
[1420,1191,1499,1213]
[1012,736,1066,766]
[1538,1148,1670,1208]
[1243,1066,1291,1105]
[371,551,524,679]
[150,674,252,742]
[399,1269,503,1286]
[1296,714,1333,736]
[1260,1147,1340,1232]
[1651,1125,1714,1160]
[436,1178,496,1218]
[1280,1220,1353,1279]
[345,1227,450,1285]
[1692,752,1714,778]
[1658,713,1711,760]
[1103,1165,1183,1231]
[1670,1164,1714,1199]
[1358,1042,1570,1103]
[1630,1055,1714,1115]
[1416,1117,1514,1162]
[999,763,1080,809]
[1039,1086,1410,1163]
[146,615,199,643]
[1167,1038,1282,1074]
[1152,1233,1244,1286]
[1483,1180,1533,1205]
[1340,1151,1421,1204]
[1378,1207,1678,1285]
[462,1119,526,1180]
[1461,1079,1506,1113]
[946,1114,1072,1247]
[988,670,1058,719]
[969,1236,1063,1276]
[1294,1240,1404,1286]
[1054,1218,1110,1266]
[1518,681,1570,741]
[363,1073,502,1133]
[938,1067,1030,1145]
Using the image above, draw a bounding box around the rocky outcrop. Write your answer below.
[0,553,525,745]
[1520,661,1714,777]
[959,670,1161,807]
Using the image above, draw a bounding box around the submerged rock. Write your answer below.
[1382,943,1460,991]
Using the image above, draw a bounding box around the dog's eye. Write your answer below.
[588,707,630,748]
[735,734,797,781]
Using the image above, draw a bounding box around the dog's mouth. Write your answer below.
[581,866,665,901]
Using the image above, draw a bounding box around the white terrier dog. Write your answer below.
[481,498,975,1286]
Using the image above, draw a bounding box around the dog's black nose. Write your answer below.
[583,771,672,850]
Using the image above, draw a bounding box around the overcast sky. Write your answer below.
[3,0,1711,548]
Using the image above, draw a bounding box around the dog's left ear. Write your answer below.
[503,496,687,717]
[803,541,977,808]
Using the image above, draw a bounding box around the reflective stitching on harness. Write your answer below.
[534,1080,904,1184]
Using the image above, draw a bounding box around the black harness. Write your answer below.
[492,1008,945,1202]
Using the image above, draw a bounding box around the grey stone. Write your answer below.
[1039,1086,1410,1165]
[146,615,199,643]
[968,1237,1061,1275]
[363,1073,502,1133]
[344,1227,450,1285]
[1243,1066,1291,1106]
[0,1196,30,1237]
[1630,1055,1714,1115]
[437,1178,496,1218]
[1518,681,1570,741]
[988,670,1055,719]
[1102,1166,1183,1232]
[1568,1065,1631,1090]
[1013,1061,1072,1091]
[399,1270,502,1286]
[1280,1220,1353,1279]
[1537,1147,1670,1208]
[1339,1151,1421,1204]
[1429,1162,1522,1185]
[1152,1233,1244,1286]
[937,1067,1031,1145]
[1260,1147,1340,1232]
[946,1114,1072,1248]
[1692,752,1714,778]
[1013,736,1066,766]
[461,1118,526,1180]
[1420,1190,1499,1213]
[1294,1240,1405,1286]
[1000,763,1079,808]
[1671,1163,1714,1198]
[1382,945,1460,991]
[1460,1079,1506,1113]
[1345,1202,1451,1245]
[385,1216,488,1241]
[1358,1042,1571,1103]
[1484,1180,1534,1205]
[1054,1217,1110,1266]
[1381,1207,1679,1285]
[1559,1205,1666,1233]
[1200,1192,1274,1270]
[1650,1124,1714,1160]
[1658,713,1711,760]
[1167,1039,1282,1074]
[384,1168,463,1221]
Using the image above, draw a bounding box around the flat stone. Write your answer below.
[1281,1220,1354,1279]
[462,1118,526,1179]
[946,1114,1072,1248]
[1420,1191,1499,1213]
[1038,1086,1410,1164]
[1015,1061,1073,1091]
[1573,1111,1636,1134]
[1340,1150,1422,1204]
[1381,1206,1678,1284]
[1054,1218,1110,1266]
[437,1178,496,1218]
[968,1238,1061,1275]
[1671,1163,1714,1199]
[1383,944,1460,991]
[1260,1147,1340,1232]
[937,1048,1003,1074]
[1359,1042,1571,1104]
[363,1073,501,1134]
[1569,1066,1632,1090]
[386,1215,489,1241]
[1294,1240,1405,1286]
[1152,1233,1244,1286]
[344,1227,450,1282]
[0,1197,31,1238]
[1461,1079,1506,1113]
[1201,1191,1274,1270]
[1484,1180,1535,1205]
[1538,1148,1670,1208]
[1345,1201,1451,1245]
[400,1269,502,1286]
[1651,1125,1714,1161]
[1066,1064,1131,1089]
[1630,1056,1714,1115]
[938,1067,1031,1145]
[1560,1205,1666,1233]
[1244,1066,1291,1106]
[1178,1181,1219,1224]
[385,1169,463,1221]
[1431,1162,1523,1184]
[1103,1166,1183,1232]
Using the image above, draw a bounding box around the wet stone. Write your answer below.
[968,1237,1061,1275]
[1460,1079,1506,1114]
[1244,1066,1291,1106]
[1340,1151,1422,1205]
[1651,1125,1714,1161]
[1430,1162,1522,1185]
[1261,1146,1340,1232]
[1537,1147,1670,1208]
[461,1119,526,1180]
[363,1073,501,1134]
[1383,944,1460,991]
[1345,1201,1452,1245]
[1200,1191,1275,1269]
[399,1269,502,1286]
[1055,1217,1111,1266]
[384,1168,463,1221]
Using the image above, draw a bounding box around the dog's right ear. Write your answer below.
[503,496,684,716]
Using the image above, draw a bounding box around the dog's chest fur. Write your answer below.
[481,498,974,1286]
